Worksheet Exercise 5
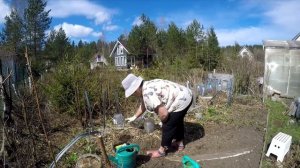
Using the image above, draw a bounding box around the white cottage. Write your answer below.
[238,46,254,60]
[90,53,108,69]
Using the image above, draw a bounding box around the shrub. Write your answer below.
[42,60,127,118]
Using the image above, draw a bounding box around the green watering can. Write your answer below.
[182,155,201,168]
[109,144,140,168]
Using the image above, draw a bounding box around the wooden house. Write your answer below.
[109,40,154,69]
[109,40,133,69]
[238,46,254,60]
[90,53,108,69]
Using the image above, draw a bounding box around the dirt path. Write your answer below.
[133,124,265,168]
[166,125,265,168]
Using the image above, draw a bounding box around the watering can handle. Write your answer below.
[108,155,117,163]
[116,144,140,153]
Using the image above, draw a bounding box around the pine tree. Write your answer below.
[127,14,157,67]
[156,29,167,60]
[0,9,24,54]
[165,22,186,64]
[44,28,71,68]
[185,20,205,68]
[24,0,51,75]
[140,14,157,67]
[127,25,142,56]
[205,27,220,71]
[75,41,97,66]
[78,40,84,48]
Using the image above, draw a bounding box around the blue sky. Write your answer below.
[0,0,299,46]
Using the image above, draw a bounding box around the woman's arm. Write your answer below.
[155,104,169,122]
[126,103,146,122]
[134,102,146,118]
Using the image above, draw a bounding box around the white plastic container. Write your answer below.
[266,132,292,162]
[113,113,124,129]
[144,118,155,133]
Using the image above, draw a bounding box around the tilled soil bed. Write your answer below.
[47,96,267,168]
[100,97,267,168]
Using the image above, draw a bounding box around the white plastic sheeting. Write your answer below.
[263,40,300,97]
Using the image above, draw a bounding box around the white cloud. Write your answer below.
[215,0,300,46]
[216,25,294,46]
[54,22,102,38]
[47,0,116,25]
[0,0,10,24]
[216,27,266,46]
[92,32,103,38]
[132,16,143,26]
[103,24,118,31]
[151,0,299,46]
[45,29,51,37]
[264,0,300,33]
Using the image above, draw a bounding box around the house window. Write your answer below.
[117,46,123,55]
[115,57,118,66]
[97,55,100,62]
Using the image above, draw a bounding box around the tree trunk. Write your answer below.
[0,74,13,126]
[147,47,149,68]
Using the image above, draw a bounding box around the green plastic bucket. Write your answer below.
[182,155,201,168]
[109,144,140,168]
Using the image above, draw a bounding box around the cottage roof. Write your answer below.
[292,32,300,41]
[90,53,108,65]
[109,40,130,57]
[238,46,253,58]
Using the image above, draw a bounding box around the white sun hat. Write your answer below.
[122,74,143,98]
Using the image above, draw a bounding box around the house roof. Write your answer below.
[109,40,130,57]
[90,53,108,65]
[292,32,300,41]
[238,46,253,58]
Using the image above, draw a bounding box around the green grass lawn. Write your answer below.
[262,99,300,168]
[265,100,300,142]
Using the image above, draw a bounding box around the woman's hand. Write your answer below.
[125,115,137,123]
[126,103,146,123]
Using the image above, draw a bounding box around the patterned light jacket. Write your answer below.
[142,79,192,113]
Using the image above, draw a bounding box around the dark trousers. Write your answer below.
[161,99,193,148]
